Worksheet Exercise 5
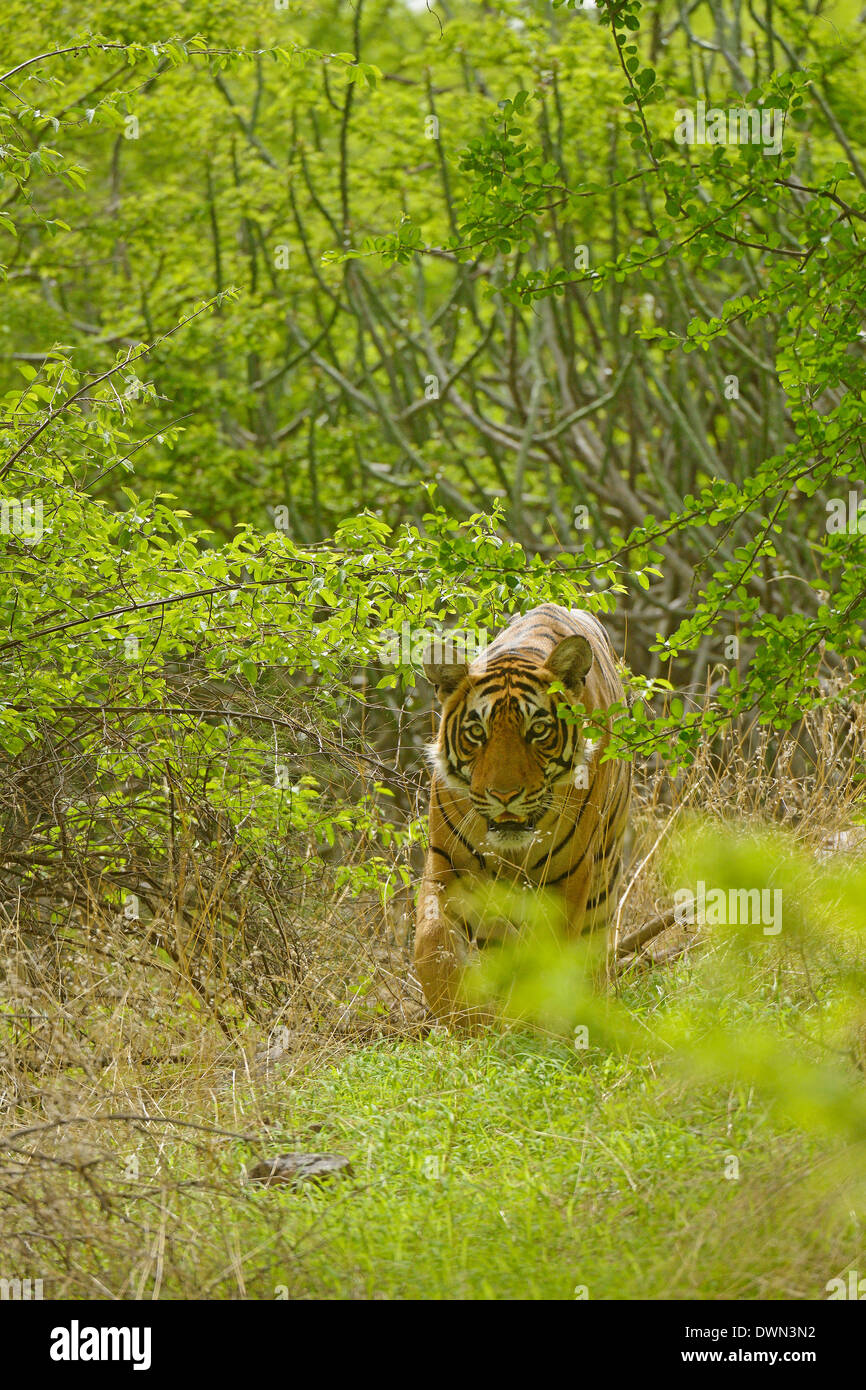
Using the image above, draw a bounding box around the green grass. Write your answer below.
[2,1026,862,1298]
[231,1025,857,1300]
[4,851,866,1300]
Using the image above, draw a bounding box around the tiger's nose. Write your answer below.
[490,786,521,806]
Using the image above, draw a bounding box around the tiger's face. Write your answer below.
[426,634,594,850]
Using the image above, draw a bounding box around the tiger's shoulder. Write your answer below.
[497,602,612,649]
[480,604,623,704]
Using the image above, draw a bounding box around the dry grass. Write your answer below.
[1,700,864,1298]
[618,696,866,963]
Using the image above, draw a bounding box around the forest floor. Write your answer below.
[2,726,866,1299]
[0,949,861,1300]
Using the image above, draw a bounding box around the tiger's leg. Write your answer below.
[414,856,466,1021]
[590,761,632,950]
[414,857,497,1031]
[561,763,630,966]
[580,843,626,934]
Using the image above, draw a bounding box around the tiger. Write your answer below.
[414,602,632,1024]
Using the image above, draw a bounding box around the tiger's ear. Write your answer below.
[548,634,593,690]
[423,657,469,702]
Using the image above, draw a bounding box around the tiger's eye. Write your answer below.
[529,718,553,738]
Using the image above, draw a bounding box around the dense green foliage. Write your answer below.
[0,5,863,905]
[2,1,866,1302]
[3,2,866,889]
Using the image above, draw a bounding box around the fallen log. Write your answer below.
[614,903,683,958]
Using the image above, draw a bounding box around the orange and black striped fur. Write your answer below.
[414,603,632,1023]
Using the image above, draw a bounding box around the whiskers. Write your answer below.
[439,803,483,856]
